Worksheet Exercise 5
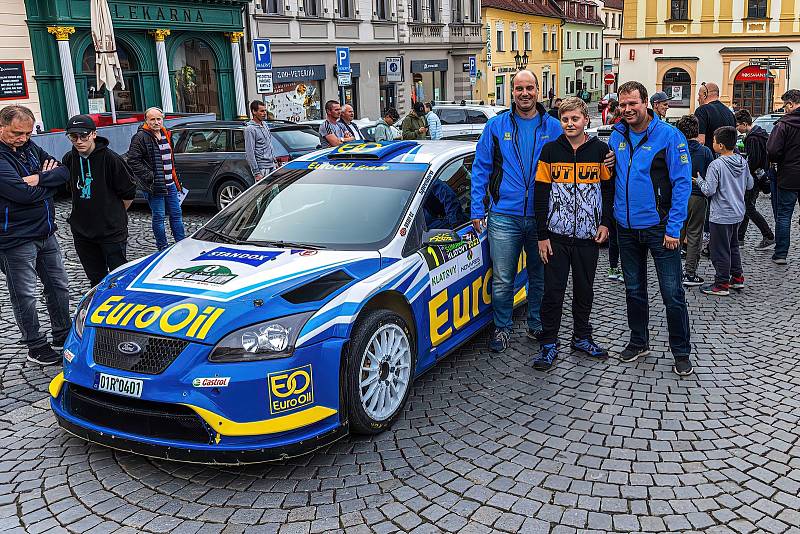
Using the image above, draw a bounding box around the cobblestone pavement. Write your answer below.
[0,198,798,534]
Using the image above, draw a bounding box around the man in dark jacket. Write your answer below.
[63,115,136,287]
[0,105,70,366]
[676,114,713,287]
[735,109,775,250]
[127,107,185,251]
[766,89,800,264]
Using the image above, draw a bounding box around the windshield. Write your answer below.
[197,165,426,250]
[754,116,779,134]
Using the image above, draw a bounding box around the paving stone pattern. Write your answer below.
[0,198,798,533]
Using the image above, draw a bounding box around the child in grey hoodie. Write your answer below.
[694,126,754,296]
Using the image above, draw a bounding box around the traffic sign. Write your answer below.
[253,39,272,71]
[386,57,402,83]
[604,73,616,85]
[338,72,352,87]
[256,72,273,94]
[336,47,351,75]
[469,56,477,85]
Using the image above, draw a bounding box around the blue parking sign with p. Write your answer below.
[336,47,350,74]
[469,56,477,77]
[254,39,272,71]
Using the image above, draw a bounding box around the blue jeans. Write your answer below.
[774,187,799,260]
[487,212,544,331]
[617,225,691,357]
[144,184,186,251]
[0,235,71,349]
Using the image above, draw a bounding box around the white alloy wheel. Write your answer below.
[358,324,412,421]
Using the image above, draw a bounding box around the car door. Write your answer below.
[413,155,497,361]
[435,108,470,139]
[172,128,228,202]
[466,109,490,140]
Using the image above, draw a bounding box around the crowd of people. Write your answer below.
[1,77,798,375]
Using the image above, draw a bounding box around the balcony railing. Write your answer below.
[449,23,482,43]
[409,22,444,40]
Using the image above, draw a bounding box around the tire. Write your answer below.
[214,179,246,211]
[346,309,416,434]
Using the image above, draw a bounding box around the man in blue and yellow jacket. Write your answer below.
[609,81,694,376]
[470,70,573,352]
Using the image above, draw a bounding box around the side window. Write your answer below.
[467,110,488,124]
[232,130,245,152]
[183,129,226,153]
[436,108,468,125]
[421,155,473,231]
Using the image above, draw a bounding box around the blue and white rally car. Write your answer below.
[49,141,529,463]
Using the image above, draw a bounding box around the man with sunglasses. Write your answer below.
[62,115,136,287]
[695,82,735,152]
[0,105,71,366]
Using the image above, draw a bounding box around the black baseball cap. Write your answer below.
[66,114,97,135]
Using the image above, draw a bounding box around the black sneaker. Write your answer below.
[754,238,775,251]
[27,344,61,366]
[673,357,694,376]
[489,328,511,353]
[571,337,609,359]
[526,328,543,341]
[772,256,788,265]
[619,344,650,363]
[52,337,66,351]
[682,273,704,287]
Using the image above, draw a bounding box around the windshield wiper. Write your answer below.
[196,227,243,245]
[245,240,327,250]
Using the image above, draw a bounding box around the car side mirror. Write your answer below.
[421,229,461,246]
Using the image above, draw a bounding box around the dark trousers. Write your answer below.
[0,235,71,349]
[738,189,774,241]
[541,239,599,345]
[73,236,128,287]
[618,225,691,357]
[681,195,707,276]
[774,187,799,260]
[608,220,620,269]
[709,222,742,284]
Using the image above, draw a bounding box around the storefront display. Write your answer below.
[410,60,448,104]
[262,65,325,122]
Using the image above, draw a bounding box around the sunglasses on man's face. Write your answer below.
[67,133,92,142]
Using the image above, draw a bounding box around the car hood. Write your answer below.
[84,238,381,344]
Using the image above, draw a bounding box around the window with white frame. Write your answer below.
[429,0,439,23]
[566,31,571,49]
[376,0,390,20]
[542,27,548,51]
[262,0,281,14]
[496,30,505,51]
[551,30,557,51]
[524,31,531,51]
[511,30,518,51]
[471,0,480,22]
[410,0,422,22]
[452,0,463,22]
[615,42,619,58]
[304,0,321,16]
[576,31,581,49]
[338,0,354,18]
[605,42,610,58]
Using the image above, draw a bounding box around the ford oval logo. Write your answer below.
[118,342,142,355]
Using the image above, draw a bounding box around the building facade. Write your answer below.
[596,0,622,93]
[247,0,483,122]
[478,0,562,107]
[559,0,604,102]
[619,0,799,117]
[22,0,248,130]
[1,0,41,128]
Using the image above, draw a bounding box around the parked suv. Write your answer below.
[166,121,321,210]
[433,104,507,140]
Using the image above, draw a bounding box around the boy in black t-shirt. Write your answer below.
[532,97,615,370]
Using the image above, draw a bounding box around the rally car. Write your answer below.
[49,140,529,464]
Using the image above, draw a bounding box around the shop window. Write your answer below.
[662,67,691,108]
[412,71,446,103]
[81,42,138,113]
[173,38,221,118]
[304,0,321,17]
[748,0,767,18]
[376,0,390,20]
[670,0,688,20]
[263,81,322,122]
[261,0,281,14]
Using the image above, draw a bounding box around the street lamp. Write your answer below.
[514,51,529,71]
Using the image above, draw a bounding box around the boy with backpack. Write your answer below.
[734,109,775,250]
[694,126,754,296]
[532,97,614,370]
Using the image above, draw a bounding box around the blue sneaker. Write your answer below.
[571,337,609,360]
[490,328,511,353]
[533,343,558,370]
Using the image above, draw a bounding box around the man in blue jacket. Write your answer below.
[471,70,607,353]
[609,82,694,376]
[0,105,71,366]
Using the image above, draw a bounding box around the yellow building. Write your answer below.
[478,0,563,107]
[619,0,800,117]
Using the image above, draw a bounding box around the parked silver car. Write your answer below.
[433,104,507,140]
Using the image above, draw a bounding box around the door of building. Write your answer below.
[734,66,775,116]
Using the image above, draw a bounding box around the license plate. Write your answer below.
[95,373,143,398]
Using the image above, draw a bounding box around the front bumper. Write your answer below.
[50,329,349,464]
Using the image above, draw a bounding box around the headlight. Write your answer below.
[209,312,314,363]
[74,286,98,339]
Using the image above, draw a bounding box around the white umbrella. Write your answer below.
[91,0,124,123]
